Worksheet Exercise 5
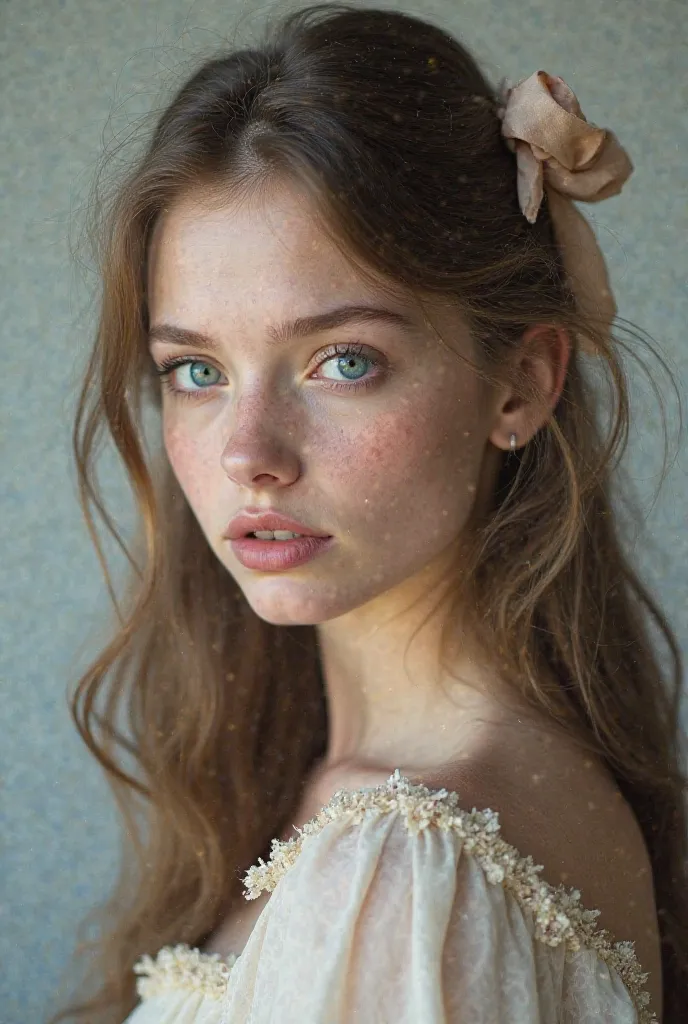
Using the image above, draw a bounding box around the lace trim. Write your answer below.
[133,770,656,1022]
[134,944,238,1001]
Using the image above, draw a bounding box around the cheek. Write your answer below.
[163,420,217,512]
[330,396,482,529]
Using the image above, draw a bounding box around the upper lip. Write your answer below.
[225,508,332,540]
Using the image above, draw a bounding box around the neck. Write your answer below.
[314,561,524,777]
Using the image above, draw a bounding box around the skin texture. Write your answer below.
[146,181,571,774]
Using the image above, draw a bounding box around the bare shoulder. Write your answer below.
[414,717,663,1019]
[312,736,655,926]
[300,729,662,1016]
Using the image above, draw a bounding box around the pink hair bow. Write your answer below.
[497,70,634,354]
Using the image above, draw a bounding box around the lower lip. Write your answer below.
[230,535,334,571]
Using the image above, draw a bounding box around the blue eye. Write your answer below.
[314,343,382,391]
[188,362,221,387]
[153,358,223,399]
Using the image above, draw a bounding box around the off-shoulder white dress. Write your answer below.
[123,771,656,1023]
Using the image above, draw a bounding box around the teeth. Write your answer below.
[252,530,304,540]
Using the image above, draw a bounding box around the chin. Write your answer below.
[237,577,364,627]
[245,599,338,628]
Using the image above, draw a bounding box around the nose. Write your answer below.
[219,398,302,489]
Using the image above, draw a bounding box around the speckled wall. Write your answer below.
[1,1,686,1021]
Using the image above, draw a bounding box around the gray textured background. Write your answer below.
[1,1,686,1021]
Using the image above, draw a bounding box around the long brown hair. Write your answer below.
[51,4,687,1021]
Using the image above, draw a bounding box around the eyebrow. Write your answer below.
[147,304,419,351]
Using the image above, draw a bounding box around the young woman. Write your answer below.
[51,4,687,1022]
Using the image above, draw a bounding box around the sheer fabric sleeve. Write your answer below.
[215,771,655,1024]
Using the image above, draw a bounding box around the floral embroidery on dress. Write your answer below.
[133,769,656,1022]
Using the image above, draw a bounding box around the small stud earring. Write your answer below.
[510,433,517,451]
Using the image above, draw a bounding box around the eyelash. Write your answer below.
[152,342,383,400]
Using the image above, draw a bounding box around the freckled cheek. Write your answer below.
[332,406,477,534]
[163,422,218,512]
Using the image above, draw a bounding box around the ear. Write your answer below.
[488,324,572,451]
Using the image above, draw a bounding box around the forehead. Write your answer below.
[146,184,409,324]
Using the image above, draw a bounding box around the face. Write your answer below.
[146,183,501,627]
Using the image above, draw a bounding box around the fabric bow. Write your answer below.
[496,70,634,354]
